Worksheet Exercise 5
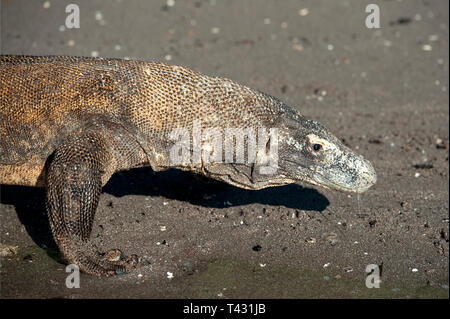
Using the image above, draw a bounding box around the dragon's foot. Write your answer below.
[59,240,142,276]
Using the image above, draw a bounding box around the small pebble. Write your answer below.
[292,44,304,51]
[167,0,175,7]
[299,8,309,16]
[422,44,432,51]
[383,40,392,47]
[428,34,439,41]
[0,244,19,258]
[160,225,166,231]
[167,271,174,279]
[67,40,75,47]
[95,11,103,21]
[252,244,262,252]
[211,27,220,34]
[263,18,271,25]
[344,267,353,273]
[91,51,99,57]
[59,25,66,32]
[412,268,418,272]
[164,54,172,61]
[43,1,50,9]
[114,44,122,51]
[415,172,421,178]
[323,262,331,268]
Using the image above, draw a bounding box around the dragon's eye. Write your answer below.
[313,144,322,151]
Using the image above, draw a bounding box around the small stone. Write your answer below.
[344,267,353,273]
[164,55,172,61]
[0,244,19,258]
[292,44,304,51]
[263,18,271,25]
[211,27,220,34]
[167,0,175,7]
[252,244,262,252]
[428,34,439,41]
[43,1,50,9]
[299,8,309,16]
[412,268,418,272]
[321,232,338,245]
[167,271,174,279]
[95,11,103,21]
[422,44,432,51]
[67,40,75,47]
[91,51,99,57]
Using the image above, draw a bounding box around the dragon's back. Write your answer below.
[0,55,141,165]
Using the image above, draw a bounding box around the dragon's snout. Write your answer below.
[353,158,377,193]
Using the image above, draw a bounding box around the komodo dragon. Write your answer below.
[0,55,376,276]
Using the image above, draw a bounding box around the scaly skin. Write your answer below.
[0,56,376,276]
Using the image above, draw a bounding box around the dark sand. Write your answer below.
[0,0,448,298]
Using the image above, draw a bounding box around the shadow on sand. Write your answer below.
[1,167,329,249]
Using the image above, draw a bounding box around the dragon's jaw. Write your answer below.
[293,155,377,194]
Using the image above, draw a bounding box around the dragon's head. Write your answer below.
[271,113,377,193]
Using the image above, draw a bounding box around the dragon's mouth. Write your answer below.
[296,160,377,194]
[308,173,376,194]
